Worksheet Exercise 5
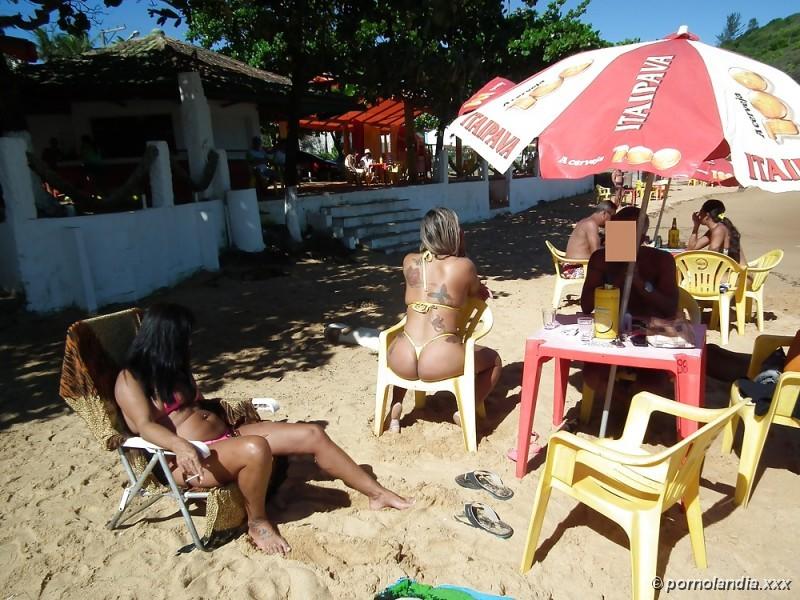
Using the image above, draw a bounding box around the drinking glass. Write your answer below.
[541,308,557,329]
[577,315,594,342]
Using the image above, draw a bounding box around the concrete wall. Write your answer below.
[0,222,21,290]
[26,100,259,156]
[8,200,225,312]
[261,175,593,229]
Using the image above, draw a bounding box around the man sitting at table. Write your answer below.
[580,206,679,398]
[563,200,617,278]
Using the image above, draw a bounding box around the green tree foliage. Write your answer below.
[32,28,92,60]
[722,13,800,82]
[716,12,744,46]
[502,0,604,82]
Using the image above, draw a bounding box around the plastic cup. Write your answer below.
[542,308,557,329]
[577,316,594,342]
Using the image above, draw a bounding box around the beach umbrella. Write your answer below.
[449,25,800,436]
[692,158,738,186]
[459,77,516,116]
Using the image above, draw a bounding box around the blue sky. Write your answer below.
[6,0,797,48]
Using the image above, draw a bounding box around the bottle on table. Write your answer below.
[668,217,680,248]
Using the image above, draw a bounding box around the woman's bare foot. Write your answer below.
[368,488,415,510]
[248,518,291,555]
[453,411,461,427]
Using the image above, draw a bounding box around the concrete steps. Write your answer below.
[312,198,422,253]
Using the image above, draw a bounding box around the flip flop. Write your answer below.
[461,470,514,500]
[454,472,481,490]
[455,502,513,539]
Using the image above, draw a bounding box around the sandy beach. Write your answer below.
[1,182,798,599]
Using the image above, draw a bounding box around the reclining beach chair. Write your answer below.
[373,297,493,453]
[59,308,261,552]
[521,392,744,600]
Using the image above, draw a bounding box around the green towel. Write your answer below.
[375,577,510,600]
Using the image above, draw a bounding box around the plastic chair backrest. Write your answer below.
[747,249,783,292]
[545,240,566,278]
[459,297,493,341]
[660,403,742,506]
[674,250,744,299]
[677,287,701,324]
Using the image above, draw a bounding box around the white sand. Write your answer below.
[0,183,797,599]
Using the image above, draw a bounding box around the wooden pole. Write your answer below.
[651,177,673,242]
[598,171,655,438]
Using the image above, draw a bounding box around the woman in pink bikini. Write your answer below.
[387,207,502,430]
[115,304,412,556]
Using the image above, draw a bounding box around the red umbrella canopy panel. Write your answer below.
[449,28,800,193]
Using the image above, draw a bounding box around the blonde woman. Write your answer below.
[387,208,502,430]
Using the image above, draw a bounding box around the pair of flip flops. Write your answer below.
[454,502,513,539]
[455,470,514,500]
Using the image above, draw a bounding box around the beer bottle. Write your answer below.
[668,217,680,248]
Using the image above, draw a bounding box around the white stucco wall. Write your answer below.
[9,200,226,313]
[261,176,593,229]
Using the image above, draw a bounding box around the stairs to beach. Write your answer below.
[309,197,422,254]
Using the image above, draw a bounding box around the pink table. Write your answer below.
[515,315,706,478]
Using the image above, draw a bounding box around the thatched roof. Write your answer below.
[17,31,357,117]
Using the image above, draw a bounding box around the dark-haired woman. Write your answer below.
[115,304,412,556]
[687,198,746,264]
[386,207,502,431]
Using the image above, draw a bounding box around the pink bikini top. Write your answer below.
[160,385,201,416]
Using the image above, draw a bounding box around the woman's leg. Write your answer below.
[474,345,502,404]
[172,435,290,555]
[238,421,413,510]
[387,336,417,432]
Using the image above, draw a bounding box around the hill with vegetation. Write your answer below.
[722,13,800,81]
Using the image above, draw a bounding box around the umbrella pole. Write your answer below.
[598,172,654,438]
[651,178,673,242]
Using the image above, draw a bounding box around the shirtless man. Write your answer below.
[580,207,679,396]
[563,200,617,278]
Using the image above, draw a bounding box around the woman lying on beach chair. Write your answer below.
[387,207,502,429]
[115,303,412,555]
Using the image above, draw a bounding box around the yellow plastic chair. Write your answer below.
[674,250,747,345]
[745,249,783,331]
[677,287,701,324]
[595,184,611,200]
[521,392,745,600]
[721,333,800,507]
[373,297,493,453]
[545,240,589,310]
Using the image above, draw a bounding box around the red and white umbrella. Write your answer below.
[693,158,738,186]
[458,77,516,116]
[449,27,800,194]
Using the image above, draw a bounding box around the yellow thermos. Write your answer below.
[594,284,620,339]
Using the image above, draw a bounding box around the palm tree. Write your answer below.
[33,28,92,61]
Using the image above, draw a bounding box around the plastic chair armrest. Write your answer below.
[123,437,211,459]
[618,392,724,448]
[549,430,664,468]
[748,335,797,379]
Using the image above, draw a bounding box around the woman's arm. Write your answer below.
[115,370,204,480]
[686,212,710,250]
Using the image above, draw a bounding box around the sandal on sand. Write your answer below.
[455,470,514,500]
[454,503,513,539]
[506,432,543,463]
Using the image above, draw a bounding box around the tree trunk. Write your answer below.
[434,123,445,180]
[403,98,417,184]
[284,82,302,242]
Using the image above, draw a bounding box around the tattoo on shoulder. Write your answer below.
[431,314,445,332]
[427,284,452,304]
[406,267,422,287]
